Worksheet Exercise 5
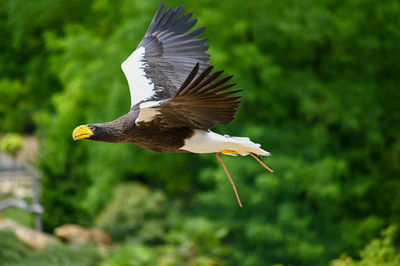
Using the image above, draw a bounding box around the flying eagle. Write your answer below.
[72,3,272,207]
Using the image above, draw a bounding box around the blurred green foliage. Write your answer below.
[0,230,101,266]
[0,0,93,133]
[97,183,229,265]
[0,133,23,157]
[331,226,400,266]
[1,0,399,265]
[0,209,34,228]
[96,183,168,242]
[101,218,228,266]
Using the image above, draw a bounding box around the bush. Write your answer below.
[331,225,400,266]
[156,217,229,266]
[96,182,168,242]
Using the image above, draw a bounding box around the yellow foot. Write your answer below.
[220,149,239,155]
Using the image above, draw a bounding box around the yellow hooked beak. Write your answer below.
[72,125,94,140]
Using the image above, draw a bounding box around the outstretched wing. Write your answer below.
[121,3,210,108]
[136,63,241,130]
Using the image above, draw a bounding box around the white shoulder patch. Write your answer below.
[135,100,162,124]
[121,46,155,107]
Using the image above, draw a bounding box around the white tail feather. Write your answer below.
[180,130,270,156]
[227,136,270,156]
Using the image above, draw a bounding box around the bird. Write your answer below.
[72,3,272,207]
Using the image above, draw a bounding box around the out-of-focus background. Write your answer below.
[0,0,399,265]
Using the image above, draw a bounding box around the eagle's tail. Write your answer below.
[220,136,270,156]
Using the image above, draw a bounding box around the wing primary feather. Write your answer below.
[165,37,208,48]
[167,45,209,53]
[157,30,175,41]
[198,75,235,93]
[191,70,224,93]
[166,6,184,26]
[157,8,175,32]
[210,90,243,98]
[174,18,198,34]
[177,63,200,94]
[165,38,208,49]
[188,90,241,100]
[170,12,193,33]
[204,83,238,95]
[145,3,165,36]
[176,65,239,98]
[163,34,207,45]
[183,65,214,94]
[181,26,206,39]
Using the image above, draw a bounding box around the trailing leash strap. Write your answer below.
[216,152,243,207]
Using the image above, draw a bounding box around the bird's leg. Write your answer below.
[250,153,274,173]
[216,152,243,207]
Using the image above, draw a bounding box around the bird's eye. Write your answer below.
[88,126,95,131]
